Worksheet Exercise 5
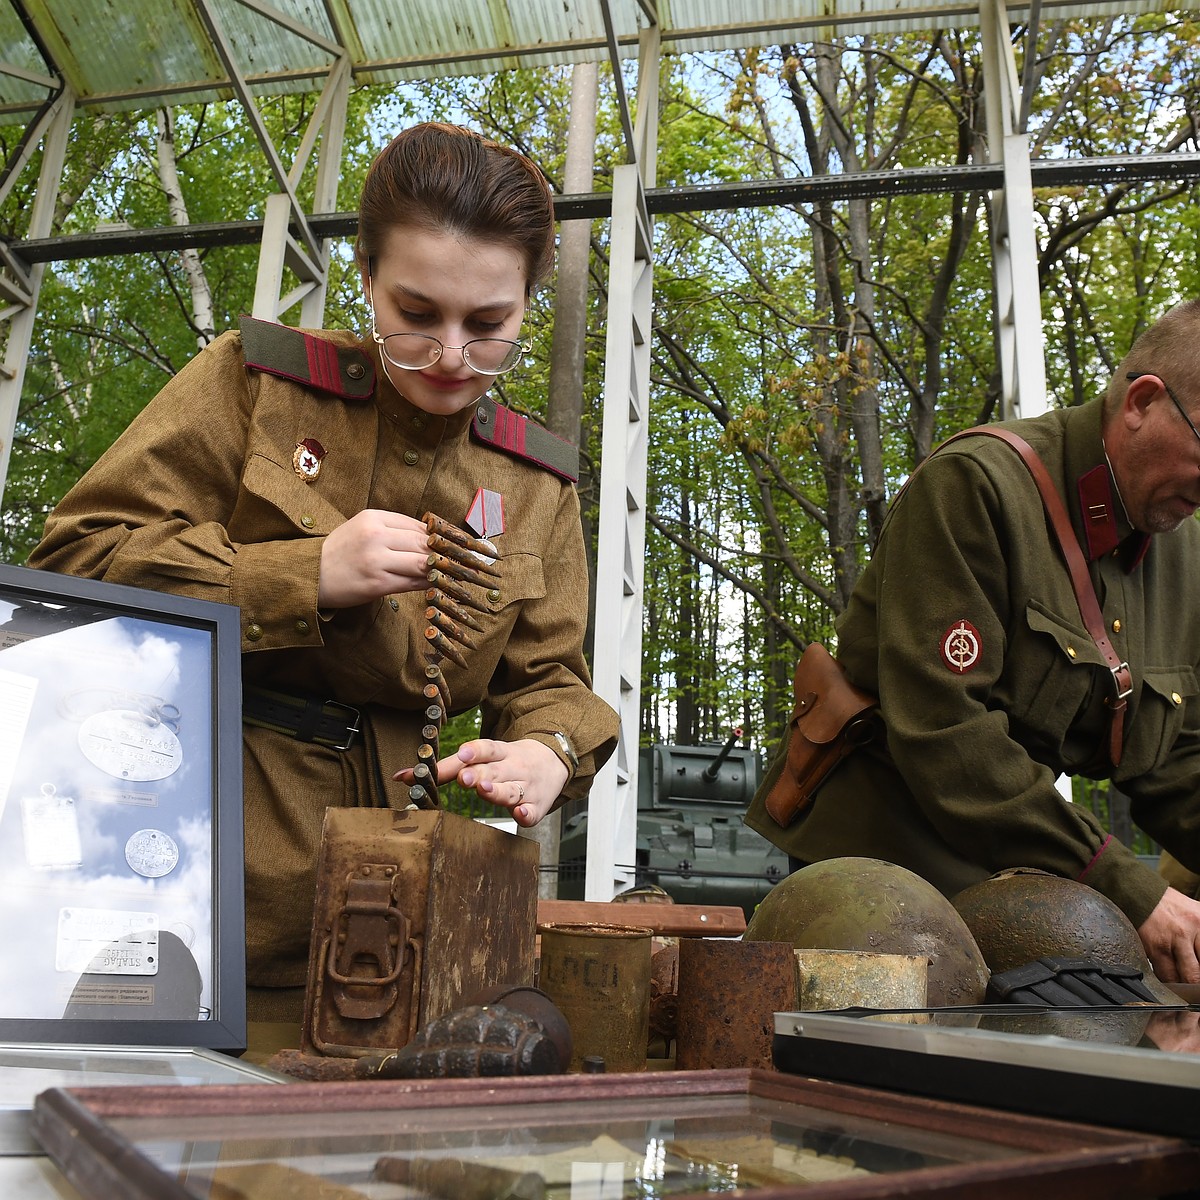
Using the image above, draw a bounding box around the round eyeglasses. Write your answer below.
[371,324,527,376]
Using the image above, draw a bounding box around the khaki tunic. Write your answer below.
[746,399,1200,929]
[29,324,619,1017]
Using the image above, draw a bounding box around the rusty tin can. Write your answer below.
[537,922,653,1073]
[794,948,929,1022]
[676,938,798,1070]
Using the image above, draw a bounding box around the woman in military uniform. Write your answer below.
[29,123,619,1024]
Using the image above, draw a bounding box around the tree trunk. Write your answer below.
[155,107,214,348]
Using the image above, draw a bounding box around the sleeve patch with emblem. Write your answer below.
[941,619,982,673]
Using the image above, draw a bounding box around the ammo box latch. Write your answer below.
[326,865,409,1020]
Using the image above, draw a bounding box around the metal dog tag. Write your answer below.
[21,785,82,870]
[56,908,159,976]
[125,828,179,878]
[78,709,183,781]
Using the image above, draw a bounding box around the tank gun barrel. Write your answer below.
[702,726,743,782]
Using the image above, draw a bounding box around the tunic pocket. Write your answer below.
[433,551,548,702]
[1018,600,1105,745]
[235,452,347,537]
[1135,666,1199,770]
[486,551,547,614]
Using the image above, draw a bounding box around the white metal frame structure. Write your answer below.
[589,10,659,899]
[191,0,350,324]
[0,83,71,511]
[3,0,1198,897]
[980,0,1049,421]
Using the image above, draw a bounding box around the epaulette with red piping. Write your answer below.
[471,397,579,483]
[238,315,375,400]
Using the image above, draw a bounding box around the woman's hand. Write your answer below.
[395,738,568,827]
[317,509,430,607]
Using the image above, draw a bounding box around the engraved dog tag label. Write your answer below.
[56,908,159,975]
[78,709,183,781]
[21,785,82,869]
[125,828,179,878]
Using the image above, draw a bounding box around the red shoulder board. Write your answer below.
[238,315,375,401]
[471,397,579,483]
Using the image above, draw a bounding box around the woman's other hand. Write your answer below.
[395,737,568,826]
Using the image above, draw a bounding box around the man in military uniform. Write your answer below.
[746,301,1200,985]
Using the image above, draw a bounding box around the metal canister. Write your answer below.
[675,938,798,1070]
[536,922,653,1072]
[794,948,929,1022]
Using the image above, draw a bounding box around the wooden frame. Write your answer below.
[0,563,244,1051]
[536,899,746,937]
[31,1068,1200,1199]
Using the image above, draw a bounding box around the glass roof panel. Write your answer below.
[0,0,1181,124]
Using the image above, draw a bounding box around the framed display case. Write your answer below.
[0,563,244,1051]
[773,1005,1200,1141]
[0,1043,289,1156]
[30,1068,1200,1199]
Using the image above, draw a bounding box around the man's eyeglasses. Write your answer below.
[1126,372,1200,448]
[370,310,527,377]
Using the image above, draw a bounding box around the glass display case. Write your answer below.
[30,1068,1200,1198]
[0,564,244,1051]
[773,1004,1200,1139]
[1,1043,288,1156]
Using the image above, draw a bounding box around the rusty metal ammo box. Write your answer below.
[301,808,539,1058]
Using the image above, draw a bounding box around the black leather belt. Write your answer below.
[243,685,362,751]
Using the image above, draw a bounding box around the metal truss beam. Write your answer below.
[190,0,349,324]
[0,85,73,513]
[12,152,1200,268]
[251,52,350,323]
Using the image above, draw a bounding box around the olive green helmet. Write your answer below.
[745,857,989,1006]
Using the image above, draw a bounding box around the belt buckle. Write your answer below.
[1111,661,1133,702]
[325,700,361,751]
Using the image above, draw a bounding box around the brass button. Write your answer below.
[1066,645,1076,659]
[295,619,311,635]
[404,450,419,466]
[412,415,425,430]
[389,597,399,611]
[300,515,315,529]
[347,362,365,380]
[1172,692,1183,705]
[1111,619,1121,634]
[246,623,263,642]
[487,588,501,603]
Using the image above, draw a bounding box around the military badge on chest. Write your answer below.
[293,438,326,482]
[464,487,505,539]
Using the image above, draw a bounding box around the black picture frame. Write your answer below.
[0,563,244,1052]
[772,1007,1200,1140]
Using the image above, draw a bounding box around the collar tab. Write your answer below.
[1077,464,1120,561]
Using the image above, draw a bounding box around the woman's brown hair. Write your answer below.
[355,122,555,292]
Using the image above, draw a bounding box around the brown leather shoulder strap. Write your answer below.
[938,427,1130,767]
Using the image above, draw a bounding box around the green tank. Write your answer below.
[557,734,787,917]
[744,857,990,1006]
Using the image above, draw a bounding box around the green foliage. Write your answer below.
[3,13,1200,812]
